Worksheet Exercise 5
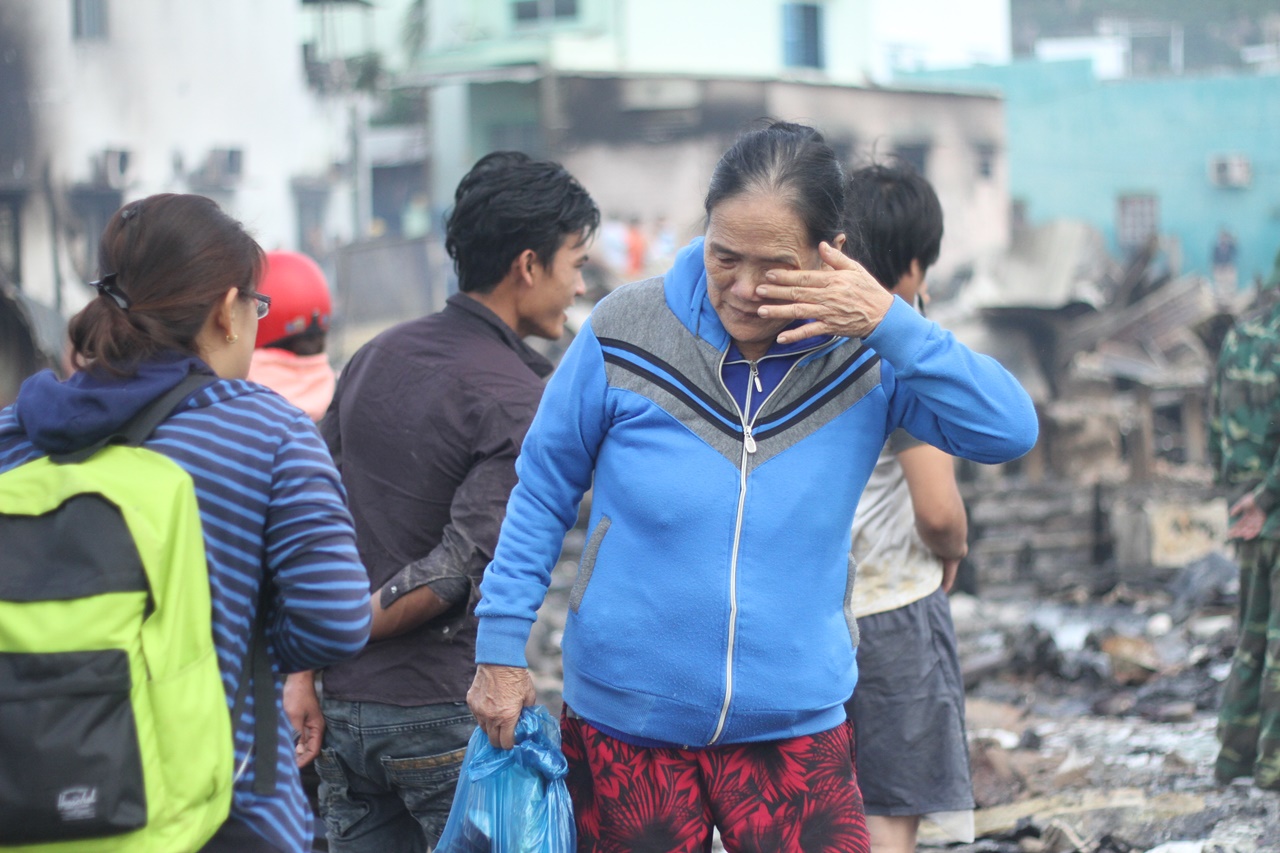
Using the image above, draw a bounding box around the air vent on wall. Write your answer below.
[1208,154,1252,188]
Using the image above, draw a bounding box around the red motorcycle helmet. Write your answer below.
[254,251,332,348]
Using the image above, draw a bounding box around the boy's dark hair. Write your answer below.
[704,120,845,247]
[444,151,600,294]
[842,163,943,290]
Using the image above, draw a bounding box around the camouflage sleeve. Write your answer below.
[1214,309,1280,511]
[1250,319,1280,513]
[1257,445,1280,514]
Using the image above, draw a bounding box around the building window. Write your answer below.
[72,0,108,40]
[68,187,122,281]
[513,0,578,25]
[1116,194,1159,253]
[293,181,330,262]
[894,142,930,177]
[782,3,823,69]
[1011,198,1028,237]
[975,143,996,179]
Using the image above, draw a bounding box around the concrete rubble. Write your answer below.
[919,222,1278,850]
[941,584,1279,852]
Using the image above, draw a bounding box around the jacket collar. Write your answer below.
[445,292,553,379]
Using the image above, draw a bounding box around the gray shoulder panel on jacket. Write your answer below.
[591,279,742,465]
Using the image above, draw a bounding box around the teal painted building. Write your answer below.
[903,60,1280,289]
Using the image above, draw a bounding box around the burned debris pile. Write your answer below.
[936,220,1243,599]
[927,222,1277,852]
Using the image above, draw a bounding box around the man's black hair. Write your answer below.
[842,163,943,290]
[445,151,600,294]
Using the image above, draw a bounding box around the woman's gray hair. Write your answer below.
[704,121,846,246]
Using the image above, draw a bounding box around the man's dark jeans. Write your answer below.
[315,699,474,852]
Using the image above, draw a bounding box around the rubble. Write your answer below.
[938,220,1243,596]
[938,576,1279,852]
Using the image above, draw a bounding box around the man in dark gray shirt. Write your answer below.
[286,152,599,852]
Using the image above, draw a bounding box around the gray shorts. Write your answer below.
[845,586,975,816]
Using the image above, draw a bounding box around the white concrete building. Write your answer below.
[420,0,1008,85]
[545,76,1009,287]
[401,1,1011,285]
[0,0,369,311]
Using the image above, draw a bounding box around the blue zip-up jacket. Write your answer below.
[0,356,372,853]
[476,239,1037,748]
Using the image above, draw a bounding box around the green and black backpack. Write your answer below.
[0,376,273,852]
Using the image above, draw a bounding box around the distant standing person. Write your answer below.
[1213,228,1239,291]
[626,216,649,278]
[1209,268,1280,791]
[841,164,975,851]
[247,250,335,422]
[296,151,599,852]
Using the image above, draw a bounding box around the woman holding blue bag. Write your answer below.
[468,122,1039,853]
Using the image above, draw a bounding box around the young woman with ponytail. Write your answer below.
[0,194,371,853]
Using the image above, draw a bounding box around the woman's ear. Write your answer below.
[831,232,847,253]
[212,288,240,338]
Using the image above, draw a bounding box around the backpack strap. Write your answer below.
[231,585,278,797]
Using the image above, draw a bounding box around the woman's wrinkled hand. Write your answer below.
[754,241,894,344]
[467,663,537,750]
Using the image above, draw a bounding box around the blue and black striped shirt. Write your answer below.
[0,375,371,852]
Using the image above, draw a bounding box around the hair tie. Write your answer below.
[89,272,132,310]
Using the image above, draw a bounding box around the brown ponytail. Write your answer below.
[68,193,264,376]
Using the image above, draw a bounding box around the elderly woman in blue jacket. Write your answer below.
[468,122,1038,853]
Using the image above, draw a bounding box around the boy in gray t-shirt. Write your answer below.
[842,163,975,851]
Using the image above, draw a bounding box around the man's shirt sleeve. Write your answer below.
[380,393,541,609]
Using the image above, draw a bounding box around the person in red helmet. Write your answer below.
[247,251,335,421]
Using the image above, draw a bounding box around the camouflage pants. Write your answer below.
[1216,538,1280,788]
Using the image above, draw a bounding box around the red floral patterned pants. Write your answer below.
[561,713,870,853]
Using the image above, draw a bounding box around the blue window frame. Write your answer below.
[783,3,823,70]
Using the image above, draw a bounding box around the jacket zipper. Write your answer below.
[708,349,819,745]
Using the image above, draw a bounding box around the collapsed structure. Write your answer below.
[934,219,1244,598]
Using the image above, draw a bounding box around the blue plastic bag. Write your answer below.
[435,705,576,853]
